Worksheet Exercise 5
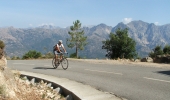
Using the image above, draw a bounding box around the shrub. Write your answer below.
[0,40,5,49]
[44,52,53,58]
[11,56,20,60]
[163,45,170,55]
[69,53,77,58]
[22,50,42,59]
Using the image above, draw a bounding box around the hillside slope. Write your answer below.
[0,55,64,100]
[1,21,170,58]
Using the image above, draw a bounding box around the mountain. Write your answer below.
[111,20,170,56]
[82,24,112,58]
[0,21,170,58]
[38,25,61,29]
[0,24,112,58]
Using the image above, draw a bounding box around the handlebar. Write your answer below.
[60,52,68,55]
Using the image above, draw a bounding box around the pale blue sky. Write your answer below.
[0,0,169,28]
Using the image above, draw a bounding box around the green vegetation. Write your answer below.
[0,40,5,49]
[42,52,53,59]
[9,51,54,60]
[67,20,87,58]
[149,45,170,58]
[11,56,20,60]
[0,85,6,96]
[22,50,42,59]
[102,28,137,59]
[0,40,5,59]
[69,52,82,59]
[69,53,77,58]
[163,45,170,55]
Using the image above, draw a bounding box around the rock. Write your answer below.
[141,57,153,62]
[54,87,62,93]
[40,80,44,84]
[47,83,52,87]
[66,94,73,100]
[23,76,28,80]
[30,78,35,85]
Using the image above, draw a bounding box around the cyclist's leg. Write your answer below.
[55,54,57,63]
[54,51,59,64]
[59,54,63,62]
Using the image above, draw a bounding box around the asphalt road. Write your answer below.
[7,59,170,100]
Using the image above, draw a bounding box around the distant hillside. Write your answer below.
[111,20,170,56]
[0,21,170,58]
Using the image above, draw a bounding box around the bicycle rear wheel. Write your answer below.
[61,58,68,70]
[52,57,59,69]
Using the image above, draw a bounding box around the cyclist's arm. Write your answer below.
[61,44,66,53]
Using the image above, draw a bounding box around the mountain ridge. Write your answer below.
[0,20,170,58]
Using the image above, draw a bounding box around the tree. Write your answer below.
[163,45,170,54]
[149,45,170,58]
[149,45,163,58]
[102,28,137,59]
[67,20,87,58]
[22,50,42,59]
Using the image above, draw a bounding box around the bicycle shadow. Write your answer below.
[33,67,55,70]
[157,70,170,76]
[33,66,64,70]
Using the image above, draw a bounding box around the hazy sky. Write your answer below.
[0,0,169,28]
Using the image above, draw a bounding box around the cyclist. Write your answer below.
[54,40,67,65]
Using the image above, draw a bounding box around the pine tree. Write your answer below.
[67,20,87,58]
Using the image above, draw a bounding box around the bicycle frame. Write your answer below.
[52,52,68,70]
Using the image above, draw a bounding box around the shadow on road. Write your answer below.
[33,67,55,70]
[157,70,170,76]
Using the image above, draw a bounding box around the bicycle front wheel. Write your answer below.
[61,58,68,70]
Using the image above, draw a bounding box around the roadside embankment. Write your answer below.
[20,71,125,100]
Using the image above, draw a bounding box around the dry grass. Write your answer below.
[0,69,65,100]
[0,54,65,100]
[13,75,65,100]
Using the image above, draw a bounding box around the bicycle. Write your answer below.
[52,52,69,70]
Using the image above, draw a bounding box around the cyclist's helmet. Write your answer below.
[58,40,63,43]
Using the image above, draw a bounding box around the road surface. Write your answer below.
[7,59,170,100]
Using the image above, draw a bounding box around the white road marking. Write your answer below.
[143,77,170,83]
[85,69,123,75]
[44,65,51,67]
[13,63,35,65]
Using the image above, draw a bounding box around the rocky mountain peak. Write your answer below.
[38,25,58,29]
[0,20,170,58]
